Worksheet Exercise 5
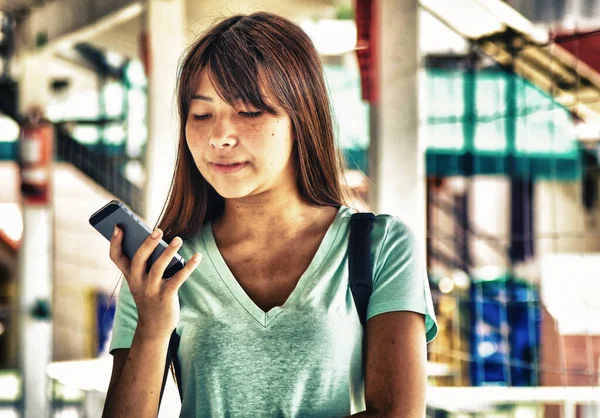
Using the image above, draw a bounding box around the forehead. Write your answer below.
[193,70,218,95]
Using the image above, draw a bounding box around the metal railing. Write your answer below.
[54,123,144,216]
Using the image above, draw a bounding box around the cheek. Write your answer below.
[185,125,206,164]
[265,126,294,169]
[185,123,208,150]
[185,122,199,142]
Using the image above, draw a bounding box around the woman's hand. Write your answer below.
[109,226,202,341]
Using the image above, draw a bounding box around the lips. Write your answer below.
[213,161,245,166]
[210,161,249,174]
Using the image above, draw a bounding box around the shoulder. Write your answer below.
[342,208,422,268]
[344,208,415,240]
[372,214,415,241]
[342,206,419,249]
[359,212,421,259]
[372,215,422,269]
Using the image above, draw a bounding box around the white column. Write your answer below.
[18,53,51,115]
[17,207,54,418]
[370,0,425,242]
[143,0,187,226]
[17,52,54,418]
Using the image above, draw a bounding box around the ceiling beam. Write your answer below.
[16,0,143,54]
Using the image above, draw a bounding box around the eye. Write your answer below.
[239,111,262,118]
[192,114,210,121]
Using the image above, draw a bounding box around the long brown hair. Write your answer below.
[154,11,350,241]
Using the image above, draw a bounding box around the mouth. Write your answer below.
[210,161,249,174]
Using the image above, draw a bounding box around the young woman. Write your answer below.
[102,11,437,418]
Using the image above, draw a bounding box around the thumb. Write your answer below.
[165,253,202,290]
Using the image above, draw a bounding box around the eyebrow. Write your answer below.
[192,94,213,102]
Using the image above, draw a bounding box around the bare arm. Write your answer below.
[347,311,428,418]
[102,329,171,418]
[102,225,201,417]
[102,348,129,417]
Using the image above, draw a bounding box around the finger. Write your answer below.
[163,253,202,292]
[147,236,183,284]
[130,228,163,279]
[109,226,131,278]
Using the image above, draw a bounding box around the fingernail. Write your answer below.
[171,237,182,247]
[152,229,161,239]
[192,253,201,263]
[113,226,119,237]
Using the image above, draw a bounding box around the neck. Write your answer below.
[213,193,335,245]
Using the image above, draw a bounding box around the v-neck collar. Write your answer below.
[201,206,347,327]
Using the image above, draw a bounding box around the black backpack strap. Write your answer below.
[159,329,183,407]
[349,212,375,329]
[172,334,183,400]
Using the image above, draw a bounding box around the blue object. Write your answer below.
[96,293,116,356]
[468,276,541,386]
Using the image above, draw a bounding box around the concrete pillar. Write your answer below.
[17,207,53,418]
[143,3,188,411]
[143,0,187,226]
[17,52,54,418]
[18,53,51,116]
[369,0,425,243]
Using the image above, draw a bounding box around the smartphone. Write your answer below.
[89,199,185,278]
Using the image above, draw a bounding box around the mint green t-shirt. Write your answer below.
[109,206,438,417]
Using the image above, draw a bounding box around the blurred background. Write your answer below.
[0,0,599,417]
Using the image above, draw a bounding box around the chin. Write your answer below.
[212,183,257,199]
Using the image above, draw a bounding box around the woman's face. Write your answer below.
[185,70,296,200]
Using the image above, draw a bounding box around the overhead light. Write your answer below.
[124,160,146,188]
[104,124,126,144]
[575,121,600,142]
[477,341,498,358]
[452,269,471,289]
[300,19,357,55]
[446,176,468,195]
[105,51,124,68]
[0,203,23,243]
[55,40,73,53]
[103,82,124,117]
[0,114,19,142]
[0,372,20,401]
[439,276,455,293]
[471,265,507,282]
[125,60,146,87]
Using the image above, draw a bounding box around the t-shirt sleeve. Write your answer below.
[367,215,438,343]
[108,277,139,354]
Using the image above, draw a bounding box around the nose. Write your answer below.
[209,116,238,149]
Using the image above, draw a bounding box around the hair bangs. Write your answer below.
[205,35,278,115]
